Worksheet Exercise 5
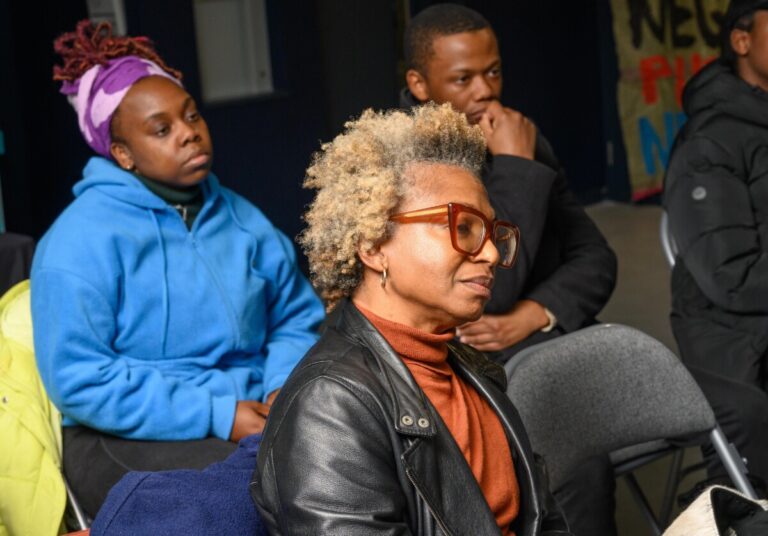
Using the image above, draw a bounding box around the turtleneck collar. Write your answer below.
[355,303,455,365]
[133,173,202,205]
[355,302,519,534]
[133,173,204,230]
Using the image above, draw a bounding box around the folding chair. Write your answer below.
[659,211,678,268]
[504,323,757,535]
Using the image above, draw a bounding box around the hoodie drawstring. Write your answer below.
[149,209,170,355]
[220,193,250,234]
[220,192,260,264]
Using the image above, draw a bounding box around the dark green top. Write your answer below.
[135,174,204,230]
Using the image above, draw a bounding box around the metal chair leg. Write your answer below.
[659,448,685,526]
[623,472,663,536]
[64,477,90,530]
[710,425,758,500]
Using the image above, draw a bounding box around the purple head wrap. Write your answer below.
[60,56,181,158]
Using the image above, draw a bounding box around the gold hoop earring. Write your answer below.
[380,267,388,289]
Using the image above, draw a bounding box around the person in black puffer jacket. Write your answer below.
[664,0,768,490]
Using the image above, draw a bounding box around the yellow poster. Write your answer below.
[610,0,728,200]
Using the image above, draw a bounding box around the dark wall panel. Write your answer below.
[124,0,329,247]
[0,0,334,258]
[1,0,625,248]
[0,0,90,238]
[315,0,401,134]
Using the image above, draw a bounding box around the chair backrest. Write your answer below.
[660,211,678,268]
[505,323,715,489]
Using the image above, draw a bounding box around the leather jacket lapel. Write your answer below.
[449,343,543,536]
[337,302,501,535]
[401,424,503,536]
[337,302,437,437]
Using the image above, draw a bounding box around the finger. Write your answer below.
[459,332,498,346]
[502,104,526,117]
[266,389,280,406]
[251,416,267,435]
[456,322,492,337]
[254,402,271,418]
[485,100,503,116]
[503,109,526,128]
[246,412,267,431]
[468,340,506,352]
[525,120,537,137]
[478,113,493,139]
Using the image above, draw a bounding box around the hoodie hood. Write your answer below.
[683,60,768,127]
[73,156,220,209]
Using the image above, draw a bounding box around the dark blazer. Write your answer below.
[399,90,617,361]
[251,300,572,535]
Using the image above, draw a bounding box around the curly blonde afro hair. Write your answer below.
[300,102,487,310]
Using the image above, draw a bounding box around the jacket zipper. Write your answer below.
[174,204,189,225]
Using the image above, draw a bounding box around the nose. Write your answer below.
[474,233,500,267]
[471,76,494,102]
[179,120,201,145]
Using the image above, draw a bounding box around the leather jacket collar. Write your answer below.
[333,300,441,437]
[331,300,548,535]
[253,299,571,536]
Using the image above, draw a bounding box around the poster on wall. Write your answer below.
[610,0,728,201]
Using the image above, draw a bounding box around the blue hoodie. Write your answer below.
[31,157,324,440]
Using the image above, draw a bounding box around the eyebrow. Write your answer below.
[457,201,495,219]
[448,59,501,73]
[142,97,194,124]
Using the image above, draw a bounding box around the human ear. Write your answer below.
[731,28,751,57]
[406,69,431,102]
[357,242,387,274]
[110,142,135,171]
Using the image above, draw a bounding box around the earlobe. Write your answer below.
[731,29,751,56]
[357,242,387,273]
[110,142,134,171]
[406,69,430,102]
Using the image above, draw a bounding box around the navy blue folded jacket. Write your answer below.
[91,434,267,536]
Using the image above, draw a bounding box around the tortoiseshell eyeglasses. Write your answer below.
[389,202,520,268]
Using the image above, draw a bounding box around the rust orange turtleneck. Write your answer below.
[357,304,519,535]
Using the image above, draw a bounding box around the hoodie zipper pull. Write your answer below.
[174,204,188,224]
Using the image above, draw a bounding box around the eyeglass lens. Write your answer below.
[494,225,517,267]
[453,211,517,267]
[454,211,486,253]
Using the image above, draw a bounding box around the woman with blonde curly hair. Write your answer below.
[252,103,572,536]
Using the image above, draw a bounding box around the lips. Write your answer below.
[185,151,211,168]
[460,275,494,298]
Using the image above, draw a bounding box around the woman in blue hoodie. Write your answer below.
[31,21,324,518]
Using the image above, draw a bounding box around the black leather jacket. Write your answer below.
[251,300,571,535]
